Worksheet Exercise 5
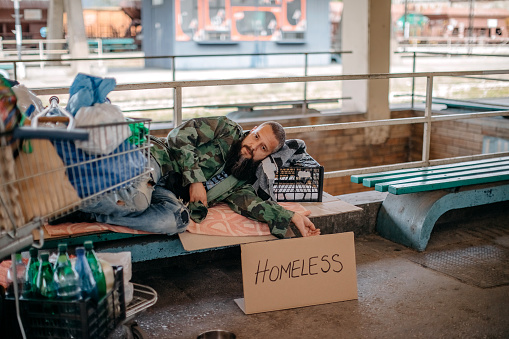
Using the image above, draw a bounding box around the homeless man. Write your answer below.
[76,116,320,238]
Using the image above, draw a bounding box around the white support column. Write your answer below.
[47,0,64,62]
[342,0,392,144]
[64,0,90,74]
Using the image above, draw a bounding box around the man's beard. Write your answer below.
[224,139,260,181]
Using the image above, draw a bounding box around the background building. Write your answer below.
[141,0,331,69]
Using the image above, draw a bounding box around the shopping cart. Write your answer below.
[121,283,158,339]
[1,96,154,338]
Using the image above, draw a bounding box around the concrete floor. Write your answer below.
[121,202,509,339]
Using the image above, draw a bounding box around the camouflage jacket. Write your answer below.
[150,116,294,238]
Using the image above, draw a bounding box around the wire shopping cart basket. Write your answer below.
[1,96,153,338]
[1,96,152,259]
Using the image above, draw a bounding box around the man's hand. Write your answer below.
[189,182,208,206]
[291,211,320,237]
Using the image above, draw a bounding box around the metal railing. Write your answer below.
[0,51,350,113]
[30,69,509,179]
[0,38,68,68]
[0,50,350,80]
[395,51,509,108]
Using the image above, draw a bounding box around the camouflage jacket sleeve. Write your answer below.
[222,185,295,239]
[166,117,243,186]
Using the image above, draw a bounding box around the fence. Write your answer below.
[395,51,509,108]
[29,69,509,181]
[0,51,350,111]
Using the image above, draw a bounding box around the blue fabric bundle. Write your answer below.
[54,139,147,198]
[66,73,116,116]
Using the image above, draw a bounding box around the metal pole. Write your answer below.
[422,76,433,166]
[13,0,22,60]
[403,0,408,40]
[174,86,182,127]
[411,52,416,108]
[303,53,308,114]
[172,56,176,82]
[172,56,177,124]
[13,61,17,80]
[468,0,475,53]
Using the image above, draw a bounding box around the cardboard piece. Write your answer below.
[234,232,358,314]
[179,193,361,252]
[179,227,295,252]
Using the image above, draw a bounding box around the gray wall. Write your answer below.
[142,0,174,68]
[143,0,330,70]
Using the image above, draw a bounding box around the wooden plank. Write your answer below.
[387,171,509,195]
[371,162,509,191]
[364,159,509,187]
[351,156,509,184]
[376,164,509,192]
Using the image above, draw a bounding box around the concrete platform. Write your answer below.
[115,199,509,339]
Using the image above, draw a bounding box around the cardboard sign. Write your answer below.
[235,232,358,314]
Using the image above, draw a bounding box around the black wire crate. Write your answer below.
[2,266,126,339]
[274,155,324,202]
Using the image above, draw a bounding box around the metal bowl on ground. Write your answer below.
[197,329,236,339]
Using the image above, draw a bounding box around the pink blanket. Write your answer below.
[44,202,308,237]
[44,222,153,236]
[187,202,308,236]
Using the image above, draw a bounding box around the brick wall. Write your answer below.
[411,114,509,161]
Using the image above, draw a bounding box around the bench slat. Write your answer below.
[387,170,509,194]
[350,156,509,184]
[364,159,509,187]
[373,163,509,192]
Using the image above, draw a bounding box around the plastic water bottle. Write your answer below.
[74,247,98,300]
[23,247,40,299]
[53,243,81,300]
[84,241,107,298]
[6,253,26,298]
[36,252,57,299]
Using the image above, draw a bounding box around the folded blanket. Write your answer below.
[252,139,308,201]
[45,201,308,238]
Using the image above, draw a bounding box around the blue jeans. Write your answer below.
[81,156,190,234]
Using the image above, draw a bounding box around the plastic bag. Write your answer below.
[74,103,131,155]
[54,139,146,198]
[12,84,44,116]
[96,252,133,304]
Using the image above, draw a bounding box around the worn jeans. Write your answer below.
[81,156,190,234]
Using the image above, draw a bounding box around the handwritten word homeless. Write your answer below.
[254,254,344,284]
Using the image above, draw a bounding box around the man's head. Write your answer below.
[240,121,286,162]
[224,121,285,181]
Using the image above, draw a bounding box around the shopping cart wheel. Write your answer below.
[123,320,147,339]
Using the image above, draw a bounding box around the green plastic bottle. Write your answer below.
[23,247,40,298]
[84,241,107,298]
[36,252,57,299]
[53,243,80,300]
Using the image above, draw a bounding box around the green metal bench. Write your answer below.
[351,156,509,251]
[88,38,137,53]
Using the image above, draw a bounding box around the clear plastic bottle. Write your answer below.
[74,247,98,300]
[84,240,107,299]
[6,253,26,298]
[53,243,81,300]
[36,252,57,299]
[23,247,40,299]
